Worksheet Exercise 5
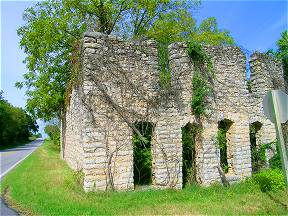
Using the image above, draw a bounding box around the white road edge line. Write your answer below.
[0,141,42,180]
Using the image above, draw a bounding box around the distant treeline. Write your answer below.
[0,91,38,147]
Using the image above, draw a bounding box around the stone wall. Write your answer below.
[63,32,286,191]
[63,87,85,171]
[249,53,287,162]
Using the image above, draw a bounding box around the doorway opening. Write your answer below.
[249,121,265,172]
[182,123,199,187]
[217,119,234,173]
[133,121,154,186]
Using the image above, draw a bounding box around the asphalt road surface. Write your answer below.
[0,139,43,216]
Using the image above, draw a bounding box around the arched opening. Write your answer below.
[249,121,264,172]
[133,121,154,187]
[181,123,199,187]
[217,119,234,174]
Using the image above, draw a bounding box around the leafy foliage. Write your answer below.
[158,43,171,89]
[16,0,197,120]
[16,0,85,120]
[133,122,153,185]
[217,120,232,173]
[182,123,200,186]
[146,11,234,46]
[269,140,282,170]
[0,93,38,148]
[44,124,60,150]
[190,72,211,116]
[17,0,235,121]
[249,122,267,172]
[277,30,288,82]
[253,169,285,192]
[191,17,234,46]
[246,80,252,93]
[267,30,288,83]
[187,41,213,116]
[251,144,269,172]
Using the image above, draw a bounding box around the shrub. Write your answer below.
[269,140,282,170]
[269,153,282,169]
[253,169,285,192]
[44,124,60,150]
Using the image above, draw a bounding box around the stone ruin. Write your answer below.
[61,32,287,192]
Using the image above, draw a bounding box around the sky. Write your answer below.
[0,0,287,133]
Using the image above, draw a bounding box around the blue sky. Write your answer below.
[0,0,287,131]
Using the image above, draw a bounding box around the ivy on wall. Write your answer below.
[65,40,82,108]
[187,41,214,116]
[158,42,171,89]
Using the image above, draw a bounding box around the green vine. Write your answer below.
[158,42,171,89]
[64,40,82,108]
[187,41,214,116]
[182,123,202,186]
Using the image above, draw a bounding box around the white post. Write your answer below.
[271,91,288,187]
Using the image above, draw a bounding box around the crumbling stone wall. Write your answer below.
[249,53,286,162]
[169,43,252,184]
[63,87,85,171]
[63,32,286,191]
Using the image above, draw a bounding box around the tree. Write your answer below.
[267,30,288,83]
[0,94,38,147]
[277,30,288,82]
[17,0,234,121]
[146,11,234,45]
[44,124,60,149]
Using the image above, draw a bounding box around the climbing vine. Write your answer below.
[64,40,82,108]
[187,41,214,116]
[158,42,171,89]
[182,123,202,186]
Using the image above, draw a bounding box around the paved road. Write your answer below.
[0,139,43,216]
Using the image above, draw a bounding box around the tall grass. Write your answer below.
[1,140,288,215]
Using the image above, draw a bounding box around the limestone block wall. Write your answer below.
[152,107,183,189]
[168,43,252,184]
[248,53,285,160]
[63,32,286,191]
[73,32,161,191]
[63,87,85,171]
[204,46,252,181]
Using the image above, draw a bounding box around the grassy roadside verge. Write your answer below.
[1,140,288,215]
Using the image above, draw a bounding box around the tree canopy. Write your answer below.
[17,0,234,121]
[276,30,288,82]
[0,92,38,147]
[267,30,288,83]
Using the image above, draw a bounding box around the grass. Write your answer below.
[1,140,288,215]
